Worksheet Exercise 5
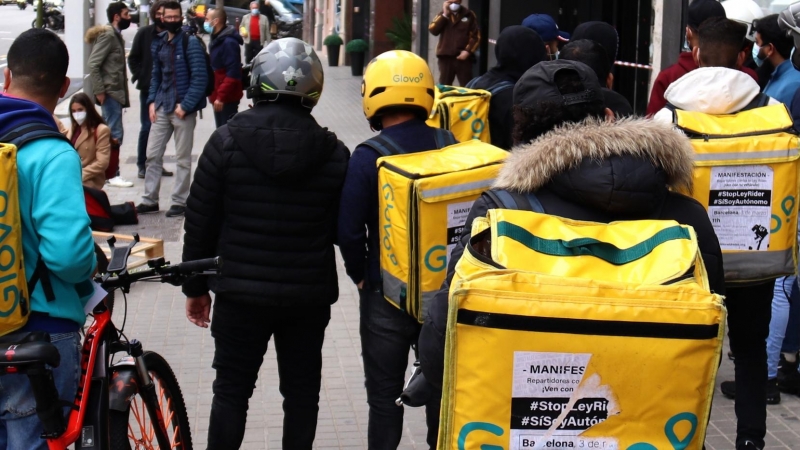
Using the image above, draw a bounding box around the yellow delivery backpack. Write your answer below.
[375,138,507,323]
[426,84,509,144]
[671,98,800,282]
[439,206,726,450]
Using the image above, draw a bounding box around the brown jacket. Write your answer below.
[67,123,111,190]
[429,6,480,57]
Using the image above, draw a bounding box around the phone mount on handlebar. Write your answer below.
[106,234,140,276]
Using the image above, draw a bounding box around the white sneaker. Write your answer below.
[106,176,134,188]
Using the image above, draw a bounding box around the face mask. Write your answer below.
[251,9,259,15]
[73,111,87,126]
[204,21,214,33]
[153,18,164,28]
[752,43,766,67]
[118,18,131,30]
[164,20,182,33]
[449,3,460,11]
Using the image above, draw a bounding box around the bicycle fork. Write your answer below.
[130,340,173,450]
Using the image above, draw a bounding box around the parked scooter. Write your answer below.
[31,2,64,32]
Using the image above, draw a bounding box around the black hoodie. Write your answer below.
[182,100,350,306]
[467,26,547,150]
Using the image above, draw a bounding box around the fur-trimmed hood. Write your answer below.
[85,25,113,44]
[494,117,695,214]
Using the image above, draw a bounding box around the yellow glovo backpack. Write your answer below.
[426,83,508,144]
[439,197,726,450]
[670,97,800,282]
[0,143,31,336]
[375,140,507,322]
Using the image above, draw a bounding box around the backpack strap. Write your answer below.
[486,81,515,96]
[433,128,457,148]
[484,189,544,213]
[360,135,406,157]
[1,122,68,303]
[465,77,480,89]
[742,93,771,111]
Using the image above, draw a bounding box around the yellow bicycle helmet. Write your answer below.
[362,50,435,130]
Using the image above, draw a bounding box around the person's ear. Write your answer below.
[3,68,10,93]
[685,27,694,48]
[736,49,746,69]
[692,46,701,67]
[606,73,614,89]
[58,77,70,99]
[604,108,615,122]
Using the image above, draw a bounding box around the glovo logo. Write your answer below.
[0,190,20,318]
[393,72,425,83]
[424,245,447,273]
[382,183,399,266]
[459,108,486,140]
[771,195,795,234]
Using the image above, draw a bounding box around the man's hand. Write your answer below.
[442,0,451,16]
[213,100,224,112]
[186,294,212,328]
[357,280,364,290]
[175,104,187,119]
[149,103,157,123]
[96,92,106,105]
[456,50,470,61]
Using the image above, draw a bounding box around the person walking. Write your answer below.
[240,1,270,64]
[182,38,349,450]
[67,93,111,190]
[428,0,480,86]
[206,8,243,127]
[86,1,133,187]
[136,0,208,218]
[128,0,174,180]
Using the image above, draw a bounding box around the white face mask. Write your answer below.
[73,111,87,126]
[449,3,460,12]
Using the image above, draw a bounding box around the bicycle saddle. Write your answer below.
[0,331,60,368]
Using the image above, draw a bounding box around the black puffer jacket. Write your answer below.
[419,117,725,389]
[182,101,350,306]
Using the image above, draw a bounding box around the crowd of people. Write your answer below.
[1,0,800,449]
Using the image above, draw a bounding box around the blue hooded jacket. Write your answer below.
[0,94,97,331]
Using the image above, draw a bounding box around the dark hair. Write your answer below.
[512,69,606,145]
[698,17,747,68]
[162,1,182,14]
[211,8,228,25]
[68,93,106,133]
[7,29,69,98]
[754,14,794,60]
[106,1,128,23]
[369,106,427,131]
[559,40,611,86]
[150,0,166,21]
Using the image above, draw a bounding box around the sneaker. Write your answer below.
[138,169,145,179]
[720,380,736,399]
[135,203,159,214]
[778,352,800,395]
[736,440,761,450]
[106,176,134,188]
[766,378,781,404]
[162,168,174,177]
[165,205,185,217]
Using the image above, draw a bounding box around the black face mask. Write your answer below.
[153,18,164,29]
[164,20,182,33]
[119,18,131,30]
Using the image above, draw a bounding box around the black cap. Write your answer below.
[688,0,726,29]
[513,60,603,109]
[572,21,619,63]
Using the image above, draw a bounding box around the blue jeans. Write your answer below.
[785,280,800,354]
[137,90,151,171]
[101,96,124,143]
[0,332,81,450]
[768,276,795,378]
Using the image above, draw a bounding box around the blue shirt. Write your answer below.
[764,59,800,106]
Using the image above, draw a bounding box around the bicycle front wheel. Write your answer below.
[110,351,193,450]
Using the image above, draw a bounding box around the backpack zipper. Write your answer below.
[679,126,795,142]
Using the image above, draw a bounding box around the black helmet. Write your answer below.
[246,37,324,107]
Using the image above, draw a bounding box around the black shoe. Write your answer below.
[162,168,174,177]
[728,350,735,361]
[736,440,761,450]
[135,202,159,214]
[138,169,145,179]
[778,352,800,395]
[720,380,736,399]
[766,378,781,404]
[165,205,185,217]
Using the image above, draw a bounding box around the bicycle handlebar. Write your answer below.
[174,257,220,275]
[96,257,221,291]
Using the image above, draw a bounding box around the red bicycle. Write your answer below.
[0,234,220,450]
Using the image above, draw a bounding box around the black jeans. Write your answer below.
[137,90,151,171]
[213,102,239,128]
[245,41,263,64]
[726,281,774,448]
[207,297,331,450]
[359,287,440,450]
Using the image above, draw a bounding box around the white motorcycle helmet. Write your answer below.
[778,2,800,69]
[722,0,765,41]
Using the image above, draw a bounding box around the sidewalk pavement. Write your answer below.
[72,62,800,449]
